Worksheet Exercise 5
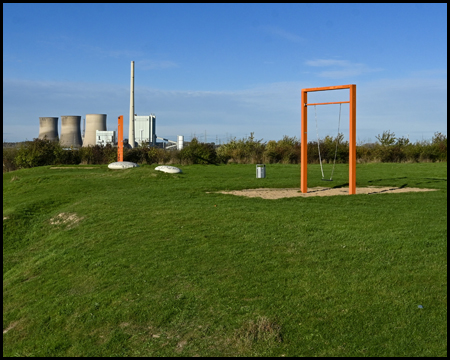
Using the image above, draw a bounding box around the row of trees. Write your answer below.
[217,131,447,164]
[2,131,447,172]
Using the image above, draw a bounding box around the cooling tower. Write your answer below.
[83,114,107,147]
[38,117,59,141]
[60,116,82,148]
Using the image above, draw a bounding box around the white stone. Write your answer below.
[108,161,139,169]
[154,165,182,174]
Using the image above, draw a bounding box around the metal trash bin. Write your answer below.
[256,164,266,178]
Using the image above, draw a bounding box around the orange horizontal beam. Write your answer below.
[302,84,355,92]
[305,101,350,106]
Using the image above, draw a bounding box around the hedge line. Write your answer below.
[2,131,447,173]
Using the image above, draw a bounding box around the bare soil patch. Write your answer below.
[3,321,19,334]
[216,186,437,199]
[49,212,84,228]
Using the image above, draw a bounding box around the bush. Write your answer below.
[306,141,320,164]
[3,130,446,172]
[277,136,299,164]
[146,147,164,165]
[123,146,147,164]
[373,144,402,162]
[54,146,82,165]
[262,136,299,164]
[14,138,59,168]
[375,130,396,146]
[418,135,447,162]
[264,140,281,163]
[179,138,220,165]
[315,133,348,164]
[3,147,20,172]
[79,144,117,165]
[430,132,447,162]
[217,133,265,164]
[356,144,374,163]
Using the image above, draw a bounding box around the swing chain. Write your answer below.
[314,103,342,181]
[329,103,342,180]
[314,105,325,179]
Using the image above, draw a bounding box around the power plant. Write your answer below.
[96,131,115,146]
[134,114,156,146]
[126,61,183,149]
[38,117,59,141]
[60,116,82,148]
[37,61,184,150]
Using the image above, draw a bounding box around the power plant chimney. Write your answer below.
[38,117,59,141]
[129,61,135,148]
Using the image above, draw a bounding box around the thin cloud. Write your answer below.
[2,77,446,143]
[136,60,179,70]
[305,59,351,67]
[78,44,143,59]
[35,37,143,59]
[305,58,383,79]
[319,67,377,79]
[409,69,447,78]
[259,25,305,43]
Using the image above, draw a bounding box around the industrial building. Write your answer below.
[96,130,115,146]
[134,114,156,147]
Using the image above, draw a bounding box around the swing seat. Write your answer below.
[321,179,333,181]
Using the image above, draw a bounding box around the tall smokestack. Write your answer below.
[129,61,135,148]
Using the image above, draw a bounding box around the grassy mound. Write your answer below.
[3,163,447,356]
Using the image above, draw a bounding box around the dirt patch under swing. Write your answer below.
[216,186,437,199]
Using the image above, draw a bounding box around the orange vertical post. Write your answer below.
[349,85,356,194]
[301,89,308,193]
[118,115,123,162]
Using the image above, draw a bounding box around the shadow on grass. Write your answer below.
[332,183,348,189]
[368,177,407,183]
[424,177,447,182]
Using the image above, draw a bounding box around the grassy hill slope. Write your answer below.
[3,163,447,356]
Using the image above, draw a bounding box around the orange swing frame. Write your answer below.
[301,84,356,194]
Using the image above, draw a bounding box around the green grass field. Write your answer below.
[3,163,447,357]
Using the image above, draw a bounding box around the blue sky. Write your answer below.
[3,3,447,144]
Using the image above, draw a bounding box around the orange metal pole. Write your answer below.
[118,115,123,162]
[305,101,350,106]
[301,90,308,193]
[349,85,356,194]
[302,85,354,92]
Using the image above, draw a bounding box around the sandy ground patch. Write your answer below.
[216,186,437,199]
[49,212,84,228]
[3,321,19,334]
